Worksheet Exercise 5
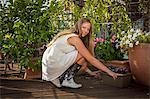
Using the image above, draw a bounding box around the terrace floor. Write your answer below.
[0,63,149,99]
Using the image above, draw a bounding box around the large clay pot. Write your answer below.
[129,43,150,86]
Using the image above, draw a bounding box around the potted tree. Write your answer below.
[0,0,52,79]
[0,0,77,79]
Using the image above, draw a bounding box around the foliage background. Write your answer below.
[0,0,133,70]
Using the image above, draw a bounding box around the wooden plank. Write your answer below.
[0,75,149,99]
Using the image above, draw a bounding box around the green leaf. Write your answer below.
[13,21,25,28]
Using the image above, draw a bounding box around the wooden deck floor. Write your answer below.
[0,73,149,99]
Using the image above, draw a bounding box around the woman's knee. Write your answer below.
[75,53,86,65]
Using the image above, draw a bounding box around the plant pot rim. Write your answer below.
[99,59,129,63]
[136,43,150,46]
[99,59,130,68]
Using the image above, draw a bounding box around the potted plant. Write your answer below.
[94,34,129,68]
[94,34,132,87]
[118,28,150,86]
[0,0,52,79]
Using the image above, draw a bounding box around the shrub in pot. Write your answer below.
[0,0,52,78]
[94,35,130,68]
[118,28,150,86]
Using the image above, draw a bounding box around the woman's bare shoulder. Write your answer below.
[67,36,82,46]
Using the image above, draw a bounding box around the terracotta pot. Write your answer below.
[129,43,150,86]
[23,57,41,79]
[24,68,41,79]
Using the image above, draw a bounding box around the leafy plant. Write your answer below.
[80,0,132,36]
[94,35,124,61]
[0,0,80,71]
[0,0,133,71]
[0,0,55,71]
[118,29,150,52]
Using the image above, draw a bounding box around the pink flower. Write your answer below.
[95,38,99,42]
[95,38,105,43]
[94,38,106,48]
[99,38,105,42]
[94,41,97,48]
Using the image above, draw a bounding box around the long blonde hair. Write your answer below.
[46,18,95,56]
[46,29,74,47]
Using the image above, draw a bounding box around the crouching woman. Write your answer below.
[42,18,118,88]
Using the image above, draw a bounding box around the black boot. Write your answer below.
[59,63,82,84]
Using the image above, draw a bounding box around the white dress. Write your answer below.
[42,33,78,81]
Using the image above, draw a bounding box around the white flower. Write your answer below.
[132,33,137,40]
[58,15,62,20]
[133,33,137,37]
[137,32,142,36]
[128,34,132,39]
[41,7,46,11]
[115,39,118,42]
[115,43,119,49]
[125,39,130,44]
[135,41,139,45]
[135,29,141,34]
[68,14,72,20]
[121,31,125,34]
[129,43,133,48]
[119,28,149,52]
[132,37,135,40]
[130,28,134,32]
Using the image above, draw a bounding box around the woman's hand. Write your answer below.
[107,70,118,80]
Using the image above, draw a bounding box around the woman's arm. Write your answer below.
[68,36,118,79]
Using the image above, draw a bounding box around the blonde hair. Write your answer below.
[46,18,95,56]
[46,29,74,47]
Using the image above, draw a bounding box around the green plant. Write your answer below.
[94,35,124,61]
[0,0,133,71]
[80,0,132,36]
[118,29,150,52]
[0,0,79,71]
[0,0,55,71]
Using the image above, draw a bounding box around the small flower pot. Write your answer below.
[23,57,42,80]
[24,68,41,80]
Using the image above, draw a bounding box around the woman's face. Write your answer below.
[80,22,91,37]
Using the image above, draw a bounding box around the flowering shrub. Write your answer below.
[118,29,150,52]
[94,35,124,61]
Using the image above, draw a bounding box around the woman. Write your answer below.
[42,18,118,88]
